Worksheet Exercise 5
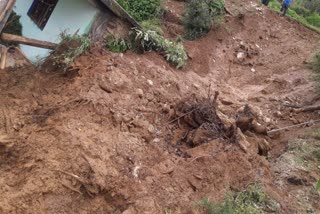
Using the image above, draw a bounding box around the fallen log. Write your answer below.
[1,33,57,50]
[293,104,320,113]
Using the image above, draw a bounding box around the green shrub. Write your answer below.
[306,13,320,27]
[183,0,225,40]
[52,33,91,70]
[198,184,279,214]
[116,0,163,22]
[1,11,23,46]
[106,36,132,53]
[132,28,187,68]
[291,4,312,17]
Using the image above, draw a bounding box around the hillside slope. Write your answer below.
[0,0,319,213]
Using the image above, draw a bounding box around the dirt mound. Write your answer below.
[0,0,320,213]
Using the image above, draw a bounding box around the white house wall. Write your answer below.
[15,0,99,61]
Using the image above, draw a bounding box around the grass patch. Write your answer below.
[268,0,320,32]
[182,0,225,40]
[198,184,279,214]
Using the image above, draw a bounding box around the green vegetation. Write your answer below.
[132,28,187,68]
[198,184,279,214]
[52,33,91,70]
[315,179,320,192]
[1,11,22,46]
[116,0,163,22]
[183,0,225,40]
[294,0,320,14]
[268,0,320,32]
[106,36,132,53]
[312,50,320,90]
[141,18,163,34]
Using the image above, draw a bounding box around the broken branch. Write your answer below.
[293,104,320,113]
[267,119,320,134]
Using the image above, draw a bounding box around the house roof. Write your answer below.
[0,0,15,33]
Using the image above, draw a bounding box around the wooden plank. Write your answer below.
[1,33,57,50]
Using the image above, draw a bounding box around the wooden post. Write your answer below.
[0,46,7,69]
[1,33,57,50]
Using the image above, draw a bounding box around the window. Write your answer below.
[27,0,58,30]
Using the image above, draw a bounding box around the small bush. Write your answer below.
[52,33,91,70]
[132,28,187,68]
[183,0,225,40]
[1,11,23,46]
[116,0,163,22]
[106,36,132,53]
[198,184,279,214]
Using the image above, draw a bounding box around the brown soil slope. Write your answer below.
[0,1,319,214]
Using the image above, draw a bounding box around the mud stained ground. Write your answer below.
[0,0,320,213]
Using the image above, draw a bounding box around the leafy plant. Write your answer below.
[106,36,132,53]
[52,33,91,70]
[198,184,279,214]
[183,0,225,40]
[132,28,187,68]
[0,11,23,46]
[116,0,163,22]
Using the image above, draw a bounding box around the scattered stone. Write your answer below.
[237,52,245,60]
[162,104,170,113]
[147,79,154,86]
[136,89,144,98]
[252,120,268,134]
[237,128,250,153]
[146,93,154,101]
[258,139,270,156]
[251,68,256,73]
[152,138,160,143]
[289,117,299,124]
[264,117,271,123]
[220,98,234,106]
[192,83,200,89]
[99,84,113,93]
[148,125,155,134]
[274,111,282,117]
[269,97,278,101]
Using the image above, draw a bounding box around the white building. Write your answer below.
[14,0,100,61]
